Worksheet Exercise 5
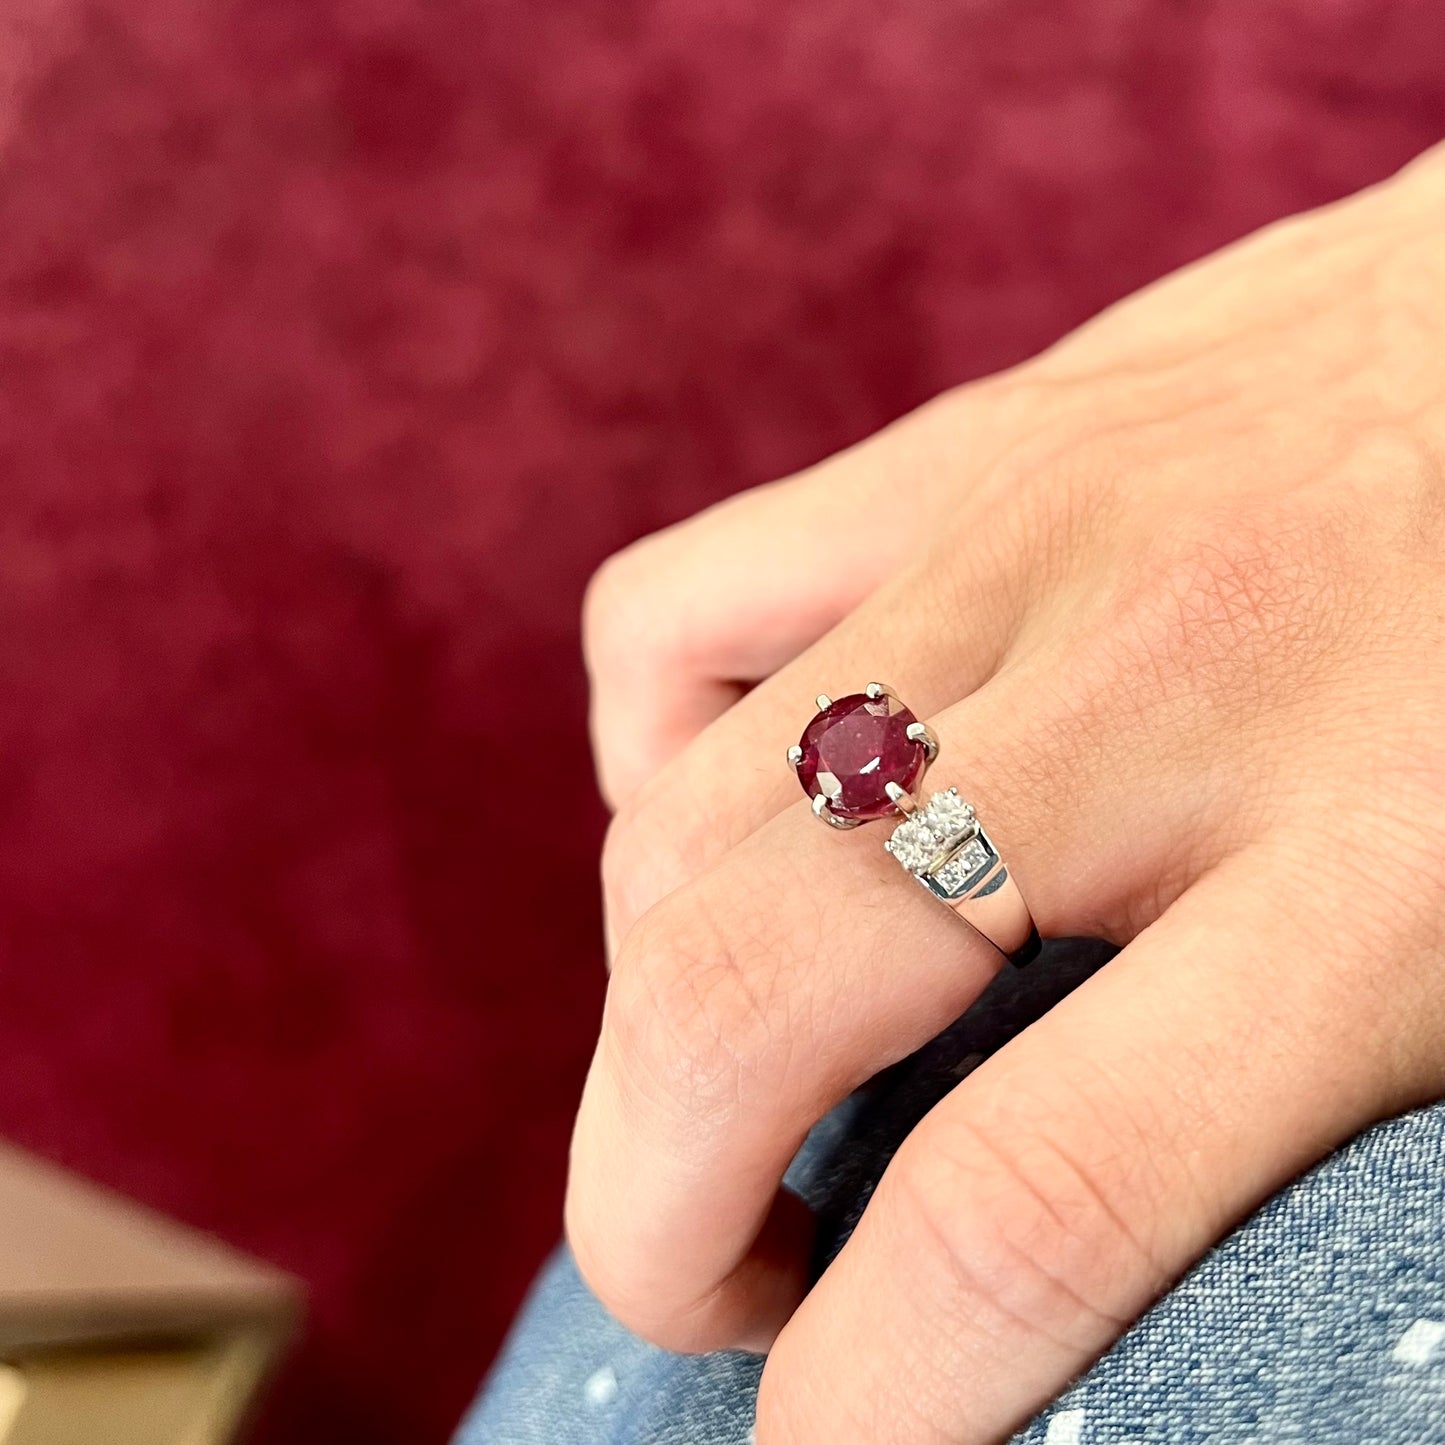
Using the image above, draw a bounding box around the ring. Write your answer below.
[787,683,1041,969]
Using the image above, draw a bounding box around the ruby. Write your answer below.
[795,692,927,821]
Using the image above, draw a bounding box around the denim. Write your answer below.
[457,941,1445,1444]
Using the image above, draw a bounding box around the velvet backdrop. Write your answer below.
[0,2,1440,1440]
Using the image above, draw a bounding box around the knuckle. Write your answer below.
[1366,424,1445,554]
[582,541,662,678]
[955,409,1117,591]
[562,1202,633,1337]
[600,803,693,946]
[605,891,779,1123]
[598,807,642,909]
[1101,500,1347,708]
[565,1221,710,1356]
[564,1217,701,1353]
[891,1113,1164,1355]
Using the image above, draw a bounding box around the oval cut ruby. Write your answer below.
[795,692,927,821]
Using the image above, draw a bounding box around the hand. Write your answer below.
[567,143,1445,1443]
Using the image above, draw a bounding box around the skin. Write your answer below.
[565,142,1445,1443]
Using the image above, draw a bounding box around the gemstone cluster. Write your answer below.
[885,789,978,875]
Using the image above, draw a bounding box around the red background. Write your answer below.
[0,3,1440,1441]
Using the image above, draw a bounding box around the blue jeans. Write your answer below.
[457,942,1445,1443]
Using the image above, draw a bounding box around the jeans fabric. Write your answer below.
[456,941,1445,1444]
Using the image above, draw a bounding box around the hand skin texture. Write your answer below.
[565,142,1445,1443]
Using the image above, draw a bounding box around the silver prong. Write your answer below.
[812,793,858,830]
[865,681,886,699]
[815,693,832,712]
[786,744,804,770]
[906,721,940,762]
[884,781,917,814]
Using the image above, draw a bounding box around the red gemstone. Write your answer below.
[795,692,927,821]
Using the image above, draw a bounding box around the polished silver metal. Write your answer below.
[813,793,860,830]
[884,781,917,813]
[937,824,1036,965]
[816,693,832,712]
[906,720,940,762]
[885,790,1036,965]
[865,681,886,700]
[786,744,804,769]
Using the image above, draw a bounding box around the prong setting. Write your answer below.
[865,681,887,700]
[906,720,940,762]
[816,693,832,712]
[812,792,860,829]
[884,781,917,814]
[786,744,804,770]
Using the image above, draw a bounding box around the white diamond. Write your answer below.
[926,789,975,836]
[935,859,969,893]
[934,837,991,895]
[888,817,939,873]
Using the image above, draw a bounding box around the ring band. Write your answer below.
[788,684,1040,969]
[884,788,1041,968]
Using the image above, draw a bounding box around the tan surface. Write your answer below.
[0,1142,297,1352]
[0,1142,299,1441]
[0,1341,279,1445]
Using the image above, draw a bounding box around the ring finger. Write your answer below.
[598,511,1041,956]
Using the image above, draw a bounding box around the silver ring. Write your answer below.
[789,683,1040,968]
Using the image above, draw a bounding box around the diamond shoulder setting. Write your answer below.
[886,789,995,899]
[885,789,976,872]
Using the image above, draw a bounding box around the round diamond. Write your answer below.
[926,790,975,836]
[888,816,940,873]
[795,692,927,821]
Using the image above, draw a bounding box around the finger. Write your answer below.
[570,798,1005,1352]
[599,536,1026,956]
[584,389,1012,810]
[587,460,906,809]
[755,843,1435,1445]
[567,635,1211,1354]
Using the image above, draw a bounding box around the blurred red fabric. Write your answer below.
[0,2,1440,1440]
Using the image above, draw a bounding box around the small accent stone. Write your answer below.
[796,692,927,821]
[936,838,992,894]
